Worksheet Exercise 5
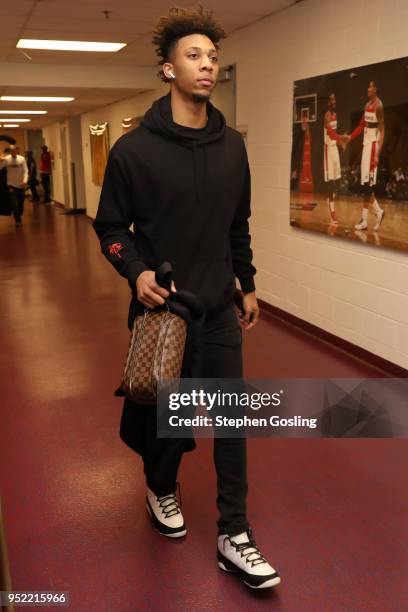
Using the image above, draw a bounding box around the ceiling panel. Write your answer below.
[212,12,267,31]
[31,2,174,20]
[43,0,191,7]
[0,2,33,16]
[0,0,298,127]
[0,16,29,28]
[6,50,130,64]
[0,40,20,50]
[186,0,294,15]
[25,17,153,36]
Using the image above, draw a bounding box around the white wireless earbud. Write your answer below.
[168,70,176,79]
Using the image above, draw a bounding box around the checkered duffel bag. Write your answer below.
[120,304,187,404]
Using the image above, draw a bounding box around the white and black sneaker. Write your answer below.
[355,218,368,230]
[217,528,281,589]
[146,483,186,538]
[373,208,385,232]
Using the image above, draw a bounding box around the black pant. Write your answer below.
[8,186,25,223]
[121,304,249,537]
[29,180,39,201]
[40,173,51,202]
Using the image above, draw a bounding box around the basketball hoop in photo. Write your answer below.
[293,94,317,124]
[294,94,317,193]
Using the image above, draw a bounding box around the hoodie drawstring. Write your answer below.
[192,142,200,206]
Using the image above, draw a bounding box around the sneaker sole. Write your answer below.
[146,501,187,538]
[217,555,281,589]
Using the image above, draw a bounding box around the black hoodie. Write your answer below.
[93,93,256,317]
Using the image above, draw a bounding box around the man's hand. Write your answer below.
[237,291,259,331]
[136,270,176,309]
[339,134,350,151]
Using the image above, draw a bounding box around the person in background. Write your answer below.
[0,147,10,215]
[0,145,28,228]
[26,151,39,202]
[39,144,52,203]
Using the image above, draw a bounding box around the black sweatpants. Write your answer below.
[8,186,25,223]
[121,303,249,537]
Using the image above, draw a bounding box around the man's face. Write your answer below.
[368,82,376,98]
[10,147,17,158]
[328,94,336,110]
[167,33,219,102]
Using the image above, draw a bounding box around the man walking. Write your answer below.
[39,144,52,203]
[0,145,28,227]
[26,150,40,202]
[94,6,280,590]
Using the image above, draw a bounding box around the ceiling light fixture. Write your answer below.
[0,118,31,122]
[17,39,126,52]
[0,110,47,114]
[1,96,74,102]
[0,124,20,128]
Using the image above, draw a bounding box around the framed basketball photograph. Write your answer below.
[290,56,408,253]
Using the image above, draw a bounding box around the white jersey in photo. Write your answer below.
[324,111,341,181]
[361,97,382,185]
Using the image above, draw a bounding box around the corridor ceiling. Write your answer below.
[0,0,296,128]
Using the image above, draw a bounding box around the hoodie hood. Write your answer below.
[141,93,227,206]
[141,92,226,146]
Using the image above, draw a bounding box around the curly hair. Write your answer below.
[152,5,226,82]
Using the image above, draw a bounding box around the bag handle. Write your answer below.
[155,261,173,292]
[142,262,172,315]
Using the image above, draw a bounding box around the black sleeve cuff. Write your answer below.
[239,276,256,294]
[125,260,150,285]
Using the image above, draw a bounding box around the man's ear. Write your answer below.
[163,62,175,80]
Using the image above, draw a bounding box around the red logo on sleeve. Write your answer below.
[108,243,124,258]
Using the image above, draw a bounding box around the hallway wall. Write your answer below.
[219,0,408,370]
[42,123,64,204]
[80,87,167,219]
[26,129,43,168]
[67,116,87,210]
[0,128,27,153]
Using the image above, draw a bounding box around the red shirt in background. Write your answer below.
[40,151,51,173]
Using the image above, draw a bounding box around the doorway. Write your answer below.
[60,124,71,208]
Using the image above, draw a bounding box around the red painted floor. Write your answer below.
[0,202,407,611]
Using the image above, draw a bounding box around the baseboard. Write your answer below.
[51,200,64,208]
[52,201,85,215]
[258,299,408,378]
[61,208,86,215]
